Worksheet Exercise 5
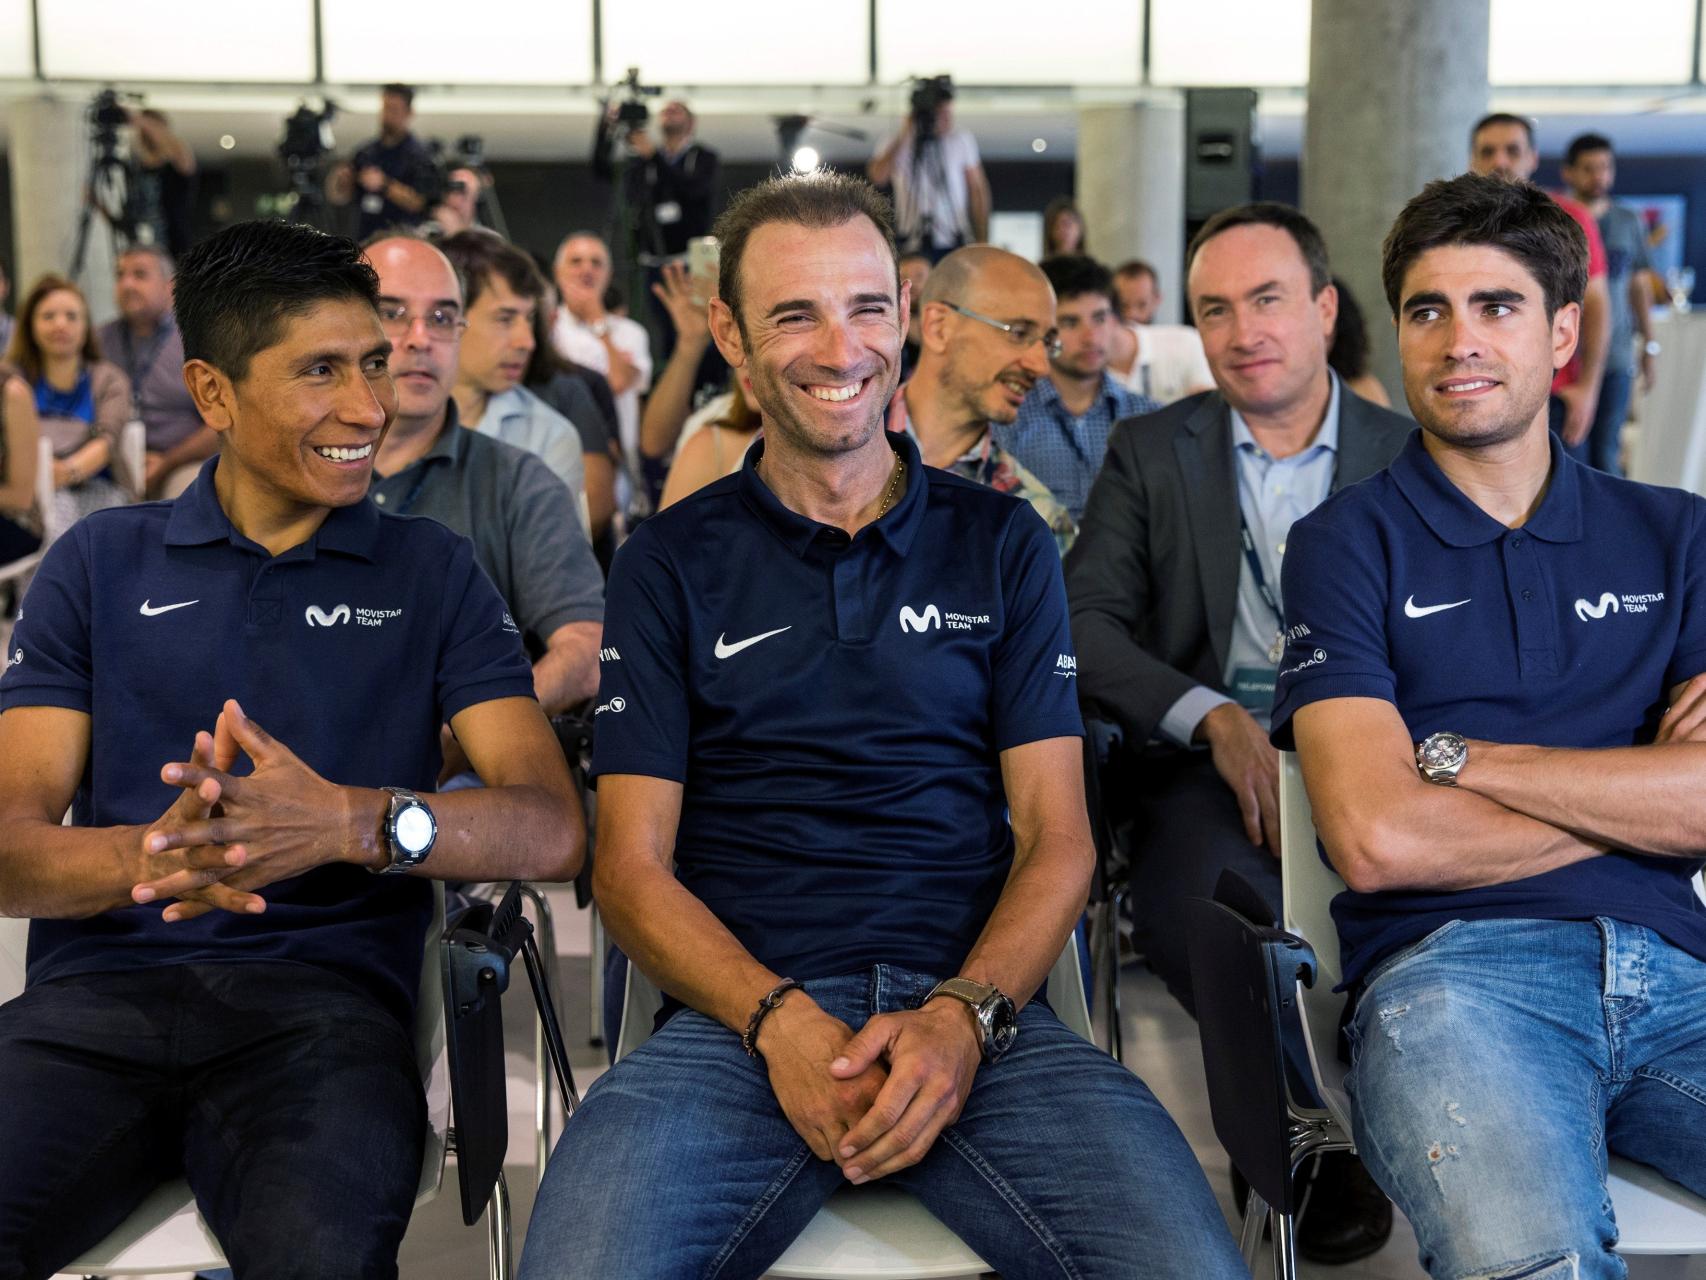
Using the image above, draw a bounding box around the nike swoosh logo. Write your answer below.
[139,599,199,617]
[1404,595,1470,618]
[714,627,792,659]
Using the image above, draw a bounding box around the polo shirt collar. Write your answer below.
[1390,428,1584,548]
[1229,372,1342,458]
[164,455,383,561]
[739,428,925,558]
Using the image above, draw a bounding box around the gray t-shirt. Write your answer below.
[96,316,203,452]
[370,406,604,653]
[1597,202,1653,374]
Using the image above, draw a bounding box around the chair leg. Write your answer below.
[517,884,559,1185]
[1271,1208,1298,1280]
[588,907,606,1047]
[1239,1186,1268,1269]
[486,1168,513,1280]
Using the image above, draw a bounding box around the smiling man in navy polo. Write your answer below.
[0,221,583,1280]
[517,173,1244,1280]
[1274,174,1706,1279]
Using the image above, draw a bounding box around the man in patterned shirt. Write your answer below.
[884,246,1076,555]
[1001,255,1160,521]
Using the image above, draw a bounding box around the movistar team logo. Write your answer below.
[899,604,941,633]
[306,604,351,627]
[1574,593,1619,621]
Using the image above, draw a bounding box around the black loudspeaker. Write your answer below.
[1185,88,1260,223]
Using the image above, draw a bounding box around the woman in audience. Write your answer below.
[0,366,41,563]
[1042,195,1087,258]
[6,275,131,524]
[1327,274,1392,407]
[657,375,759,509]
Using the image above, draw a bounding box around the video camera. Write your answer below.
[279,99,338,174]
[87,87,144,158]
[910,74,955,141]
[421,134,488,205]
[610,66,662,131]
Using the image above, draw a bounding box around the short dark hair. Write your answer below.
[1040,255,1116,309]
[1114,259,1157,282]
[1471,112,1534,150]
[174,221,379,384]
[438,228,548,311]
[381,83,415,108]
[1186,202,1331,295]
[1381,173,1587,320]
[1564,131,1614,167]
[713,171,897,328]
[1327,275,1372,381]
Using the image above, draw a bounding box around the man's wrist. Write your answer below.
[921,992,984,1059]
[341,786,390,870]
[751,983,813,1057]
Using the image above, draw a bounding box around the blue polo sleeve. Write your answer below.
[435,534,537,722]
[1269,507,1397,750]
[0,525,94,714]
[991,504,1084,750]
[588,524,691,783]
[1666,493,1706,689]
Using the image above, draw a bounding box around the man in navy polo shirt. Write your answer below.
[518,173,1244,1279]
[0,221,583,1280]
[1274,174,1706,1279]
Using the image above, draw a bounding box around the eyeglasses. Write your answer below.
[942,302,1062,360]
[376,303,466,342]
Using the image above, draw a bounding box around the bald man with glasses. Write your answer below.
[882,245,1078,555]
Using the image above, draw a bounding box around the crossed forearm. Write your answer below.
[1462,740,1706,858]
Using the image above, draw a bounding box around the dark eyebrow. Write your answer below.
[1469,287,1526,306]
[765,298,818,319]
[1244,280,1283,298]
[1400,290,1450,313]
[850,292,894,307]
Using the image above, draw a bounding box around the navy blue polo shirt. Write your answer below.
[591,429,1083,985]
[0,458,535,1023]
[1272,430,1706,988]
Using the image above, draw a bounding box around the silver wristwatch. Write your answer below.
[924,977,1018,1063]
[375,787,437,874]
[1416,732,1469,786]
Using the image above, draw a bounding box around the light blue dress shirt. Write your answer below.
[472,385,586,507]
[1158,375,1342,745]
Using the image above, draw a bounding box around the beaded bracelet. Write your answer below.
[741,978,801,1059]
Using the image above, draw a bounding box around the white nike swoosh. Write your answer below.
[1404,595,1470,619]
[714,627,792,659]
[140,599,200,617]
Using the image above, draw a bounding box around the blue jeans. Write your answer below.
[521,964,1247,1279]
[0,961,425,1280]
[1346,918,1706,1280]
[1567,366,1635,475]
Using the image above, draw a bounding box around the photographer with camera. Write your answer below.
[867,76,990,263]
[328,84,436,240]
[429,165,486,237]
[126,109,196,258]
[593,90,720,265]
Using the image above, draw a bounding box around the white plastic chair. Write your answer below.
[614,944,1096,1280]
[1279,751,1706,1260]
[0,885,451,1278]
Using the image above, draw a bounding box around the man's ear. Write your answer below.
[182,358,237,435]
[1551,299,1582,374]
[897,277,912,347]
[919,301,955,355]
[1316,281,1340,345]
[708,298,748,370]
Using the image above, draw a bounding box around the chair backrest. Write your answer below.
[34,436,59,543]
[616,939,1095,1065]
[1277,750,1354,1120]
[118,420,147,501]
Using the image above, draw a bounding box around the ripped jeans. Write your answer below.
[1346,917,1706,1280]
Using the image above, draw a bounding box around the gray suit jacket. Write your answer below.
[1064,385,1413,745]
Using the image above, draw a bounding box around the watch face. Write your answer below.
[983,994,1019,1059]
[395,804,435,855]
[1419,733,1466,770]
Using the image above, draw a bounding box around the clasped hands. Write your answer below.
[758,989,983,1186]
[131,698,363,922]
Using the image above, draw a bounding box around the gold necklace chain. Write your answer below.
[876,456,906,519]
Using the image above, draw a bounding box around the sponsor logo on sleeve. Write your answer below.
[594,696,627,715]
[1054,654,1077,678]
[1280,648,1329,677]
[600,646,622,662]
[4,648,20,670]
